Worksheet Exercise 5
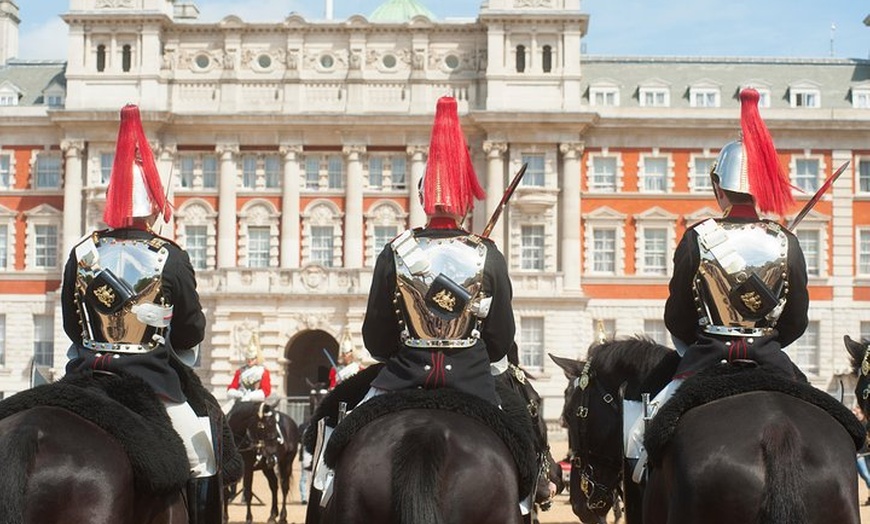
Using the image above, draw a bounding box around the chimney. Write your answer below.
[0,0,19,66]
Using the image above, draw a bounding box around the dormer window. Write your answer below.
[639,87,669,107]
[0,81,22,107]
[853,86,870,109]
[789,82,821,108]
[516,45,526,73]
[690,87,720,108]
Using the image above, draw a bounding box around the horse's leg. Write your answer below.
[264,467,279,524]
[243,465,255,524]
[279,451,293,524]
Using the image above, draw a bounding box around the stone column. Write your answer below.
[343,145,366,268]
[61,139,85,257]
[280,144,303,269]
[560,142,585,292]
[406,144,427,229]
[216,144,239,269]
[482,141,508,247]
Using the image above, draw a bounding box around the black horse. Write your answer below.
[552,336,862,524]
[226,401,299,524]
[0,406,188,524]
[845,335,870,413]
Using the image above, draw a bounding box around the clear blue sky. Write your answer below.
[18,0,870,61]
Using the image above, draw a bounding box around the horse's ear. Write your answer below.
[549,353,583,379]
[845,335,866,372]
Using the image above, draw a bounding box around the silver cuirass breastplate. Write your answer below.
[74,234,170,352]
[392,232,488,347]
[693,220,789,336]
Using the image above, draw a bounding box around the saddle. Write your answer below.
[644,364,866,465]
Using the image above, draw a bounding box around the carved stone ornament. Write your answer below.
[514,0,554,7]
[96,0,135,8]
[302,265,327,290]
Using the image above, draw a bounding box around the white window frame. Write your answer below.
[32,151,62,190]
[790,320,820,376]
[520,153,546,187]
[584,207,626,276]
[0,151,14,189]
[790,154,825,193]
[175,199,218,271]
[23,204,62,271]
[0,314,5,366]
[0,204,16,271]
[858,229,870,276]
[33,314,55,368]
[795,226,826,277]
[644,319,668,346]
[789,85,821,108]
[586,152,622,193]
[519,317,545,371]
[853,87,870,109]
[589,85,620,107]
[239,200,280,268]
[638,153,671,193]
[689,153,716,193]
[364,200,406,267]
[520,224,546,271]
[689,87,720,108]
[634,207,677,277]
[365,154,408,191]
[859,157,870,194]
[639,86,670,107]
[303,200,343,268]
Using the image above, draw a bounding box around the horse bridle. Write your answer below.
[239,403,282,467]
[569,359,622,512]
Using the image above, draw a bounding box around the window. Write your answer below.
[0,93,17,106]
[97,44,106,72]
[373,225,397,253]
[180,156,195,188]
[542,45,552,73]
[100,153,114,185]
[641,228,668,275]
[519,317,544,370]
[185,225,208,271]
[641,156,667,192]
[327,155,343,189]
[690,88,719,108]
[122,44,132,72]
[391,157,407,189]
[0,154,10,188]
[590,156,617,192]
[34,225,58,268]
[860,321,870,342]
[47,95,63,107]
[0,225,7,269]
[590,87,619,107]
[796,230,820,277]
[520,225,545,270]
[368,157,384,188]
[790,89,820,108]
[242,155,257,189]
[33,315,54,367]
[516,45,526,73]
[793,158,819,192]
[790,321,820,375]
[639,87,669,107]
[202,155,217,188]
[591,318,616,342]
[691,156,715,192]
[521,154,545,187]
[853,89,870,109]
[643,319,668,345]
[860,230,870,275]
[305,157,320,189]
[246,226,271,268]
[592,228,616,273]
[0,314,5,365]
[264,155,281,189]
[311,226,334,267]
[34,153,61,189]
[859,160,870,193]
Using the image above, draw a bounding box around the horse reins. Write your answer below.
[569,359,622,511]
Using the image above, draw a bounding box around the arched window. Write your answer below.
[122,44,132,72]
[542,45,553,73]
[515,45,526,73]
[96,45,106,72]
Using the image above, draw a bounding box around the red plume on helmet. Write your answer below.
[739,88,794,216]
[421,96,485,218]
[103,104,171,229]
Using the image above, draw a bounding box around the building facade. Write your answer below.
[0,0,869,422]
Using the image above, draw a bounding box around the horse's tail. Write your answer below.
[0,425,40,524]
[391,427,447,524]
[756,421,807,524]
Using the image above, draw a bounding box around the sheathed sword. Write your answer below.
[481,163,528,238]
[786,160,849,231]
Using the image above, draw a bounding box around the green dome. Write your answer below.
[369,0,436,22]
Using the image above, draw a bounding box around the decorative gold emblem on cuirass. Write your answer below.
[432,289,456,312]
[740,291,763,313]
[94,285,116,308]
[862,351,870,377]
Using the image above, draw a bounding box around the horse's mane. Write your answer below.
[588,336,680,400]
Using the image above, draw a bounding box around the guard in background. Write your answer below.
[360,95,515,406]
[227,332,272,403]
[61,104,222,523]
[624,88,809,480]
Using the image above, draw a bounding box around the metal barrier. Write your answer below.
[273,395,312,425]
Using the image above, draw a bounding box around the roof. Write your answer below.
[0,59,66,106]
[369,0,436,23]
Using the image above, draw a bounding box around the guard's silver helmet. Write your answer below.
[710,139,750,196]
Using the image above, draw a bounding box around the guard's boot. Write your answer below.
[186,476,223,524]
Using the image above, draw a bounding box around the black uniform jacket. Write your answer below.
[62,227,206,402]
[665,218,809,378]
[362,227,515,404]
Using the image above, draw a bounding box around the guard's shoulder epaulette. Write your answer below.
[146,234,179,251]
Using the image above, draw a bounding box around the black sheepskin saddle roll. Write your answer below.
[0,371,189,494]
[644,364,866,465]
[304,364,538,496]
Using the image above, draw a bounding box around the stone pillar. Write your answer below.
[343,145,365,268]
[280,144,303,269]
[61,139,84,257]
[482,141,508,247]
[560,142,585,292]
[406,144,427,229]
[216,144,238,269]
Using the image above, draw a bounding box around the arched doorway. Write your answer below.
[284,329,339,397]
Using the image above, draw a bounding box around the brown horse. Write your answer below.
[0,405,187,524]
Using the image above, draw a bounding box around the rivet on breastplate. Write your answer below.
[747,338,754,344]
[724,341,731,346]
[445,364,452,371]
[424,364,431,371]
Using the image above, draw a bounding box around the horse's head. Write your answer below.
[845,335,870,416]
[252,405,284,468]
[550,353,622,524]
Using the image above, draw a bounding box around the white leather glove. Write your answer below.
[242,389,265,402]
[227,388,243,399]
